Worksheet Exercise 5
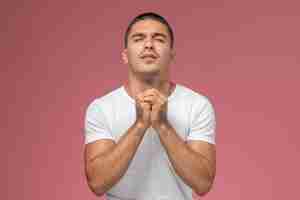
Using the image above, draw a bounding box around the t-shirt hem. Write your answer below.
[85,136,115,144]
[186,137,215,145]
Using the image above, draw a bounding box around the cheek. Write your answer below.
[159,49,172,61]
[127,46,143,58]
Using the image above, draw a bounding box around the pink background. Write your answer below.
[2,0,300,199]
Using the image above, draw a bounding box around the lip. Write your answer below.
[142,56,157,60]
[140,53,158,59]
[140,55,157,63]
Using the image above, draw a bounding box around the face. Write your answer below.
[122,19,175,76]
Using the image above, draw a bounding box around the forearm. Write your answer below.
[87,122,147,196]
[156,123,214,195]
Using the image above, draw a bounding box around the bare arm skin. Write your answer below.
[85,88,216,196]
[84,97,151,196]
[142,88,216,195]
[84,122,147,196]
[156,123,216,196]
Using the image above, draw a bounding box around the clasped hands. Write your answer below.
[135,88,170,130]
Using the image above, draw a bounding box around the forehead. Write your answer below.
[129,19,170,37]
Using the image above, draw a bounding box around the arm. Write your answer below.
[155,123,216,196]
[140,88,216,196]
[84,121,147,196]
[84,95,151,196]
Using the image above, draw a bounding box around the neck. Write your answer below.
[124,71,173,99]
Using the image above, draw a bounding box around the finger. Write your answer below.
[141,93,156,101]
[158,95,167,105]
[145,89,167,101]
[143,94,168,108]
[155,90,167,101]
[138,89,168,107]
[145,93,166,106]
[142,89,158,97]
[136,95,148,105]
[143,99,154,104]
[136,93,144,101]
[141,102,151,110]
[142,95,156,103]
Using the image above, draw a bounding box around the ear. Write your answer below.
[170,49,176,61]
[122,49,129,64]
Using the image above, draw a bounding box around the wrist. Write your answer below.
[134,120,149,132]
[153,121,172,133]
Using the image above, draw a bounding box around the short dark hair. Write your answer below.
[124,12,174,48]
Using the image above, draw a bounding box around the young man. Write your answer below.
[84,12,216,200]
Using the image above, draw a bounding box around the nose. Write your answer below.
[144,38,154,49]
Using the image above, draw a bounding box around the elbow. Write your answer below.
[87,179,107,197]
[194,178,214,197]
[85,166,108,196]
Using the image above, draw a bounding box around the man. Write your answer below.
[84,12,216,200]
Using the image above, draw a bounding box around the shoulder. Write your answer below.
[174,84,213,108]
[86,86,124,113]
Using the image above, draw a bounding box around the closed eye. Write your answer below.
[130,33,145,42]
[155,38,165,43]
[153,33,167,43]
[134,38,143,42]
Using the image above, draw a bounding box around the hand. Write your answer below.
[135,93,152,129]
[139,88,169,130]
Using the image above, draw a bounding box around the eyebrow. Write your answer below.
[152,33,167,39]
[130,33,145,39]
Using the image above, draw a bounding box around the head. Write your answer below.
[122,12,175,77]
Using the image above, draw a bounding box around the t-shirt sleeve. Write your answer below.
[187,97,216,144]
[84,100,114,144]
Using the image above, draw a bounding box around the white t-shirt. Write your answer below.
[84,84,216,200]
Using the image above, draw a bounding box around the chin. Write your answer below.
[135,65,161,74]
[141,70,161,76]
[136,69,161,78]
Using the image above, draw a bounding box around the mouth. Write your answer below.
[141,56,158,64]
[140,54,158,60]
